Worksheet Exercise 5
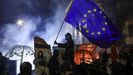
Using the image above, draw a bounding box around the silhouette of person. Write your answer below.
[0,52,8,75]
[59,60,76,75]
[54,33,74,64]
[48,49,60,75]
[18,62,32,75]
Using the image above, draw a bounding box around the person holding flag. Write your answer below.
[53,0,122,75]
[64,0,122,48]
[54,33,74,65]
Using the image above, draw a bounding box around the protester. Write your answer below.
[48,49,60,75]
[54,33,74,65]
[59,60,73,75]
[18,62,32,75]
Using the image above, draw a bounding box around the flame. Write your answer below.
[74,44,98,65]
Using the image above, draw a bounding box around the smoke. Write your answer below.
[36,6,73,47]
[0,0,71,53]
[1,16,41,52]
[0,0,72,73]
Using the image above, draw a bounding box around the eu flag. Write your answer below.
[65,0,122,48]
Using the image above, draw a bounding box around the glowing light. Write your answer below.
[82,19,85,23]
[86,30,89,33]
[91,32,94,35]
[83,24,87,28]
[97,32,101,35]
[88,10,91,13]
[93,8,97,12]
[99,11,102,14]
[105,22,108,25]
[74,44,97,65]
[102,28,106,31]
[95,53,100,59]
[84,14,87,17]
[17,20,24,26]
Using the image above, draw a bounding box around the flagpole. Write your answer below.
[54,0,74,44]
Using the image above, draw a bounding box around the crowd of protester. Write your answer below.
[47,45,133,75]
[0,45,133,75]
[0,33,133,75]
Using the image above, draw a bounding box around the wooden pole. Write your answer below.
[54,0,74,43]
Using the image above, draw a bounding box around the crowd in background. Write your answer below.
[48,45,133,75]
[0,45,133,75]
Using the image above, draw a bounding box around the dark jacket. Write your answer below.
[57,39,74,61]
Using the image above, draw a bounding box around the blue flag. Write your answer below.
[65,0,122,48]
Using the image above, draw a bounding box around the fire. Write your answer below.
[74,44,98,65]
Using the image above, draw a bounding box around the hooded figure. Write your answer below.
[54,33,74,64]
